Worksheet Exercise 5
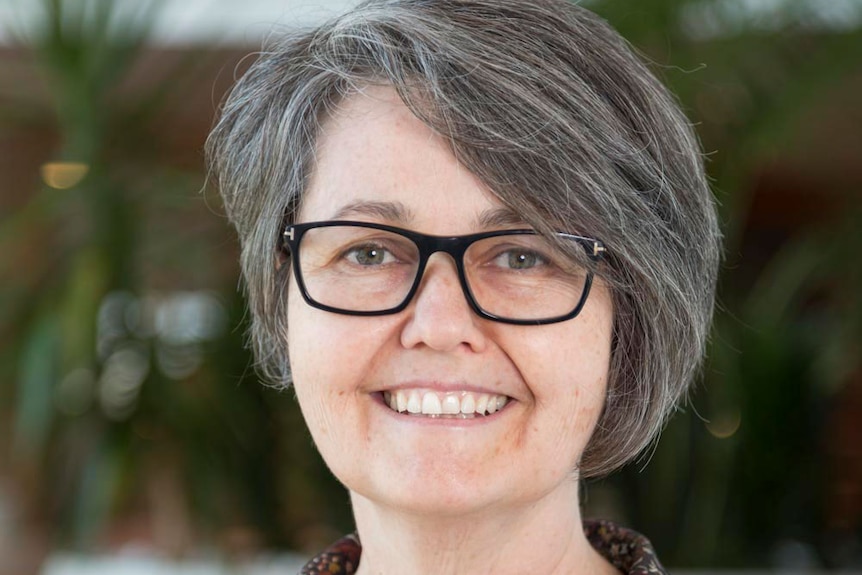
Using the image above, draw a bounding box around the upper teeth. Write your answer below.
[383,390,508,417]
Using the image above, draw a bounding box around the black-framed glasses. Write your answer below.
[282,220,606,325]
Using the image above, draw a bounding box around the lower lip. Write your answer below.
[371,392,511,426]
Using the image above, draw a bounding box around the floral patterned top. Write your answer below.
[299,519,667,574]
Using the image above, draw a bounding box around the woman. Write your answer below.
[206,0,721,573]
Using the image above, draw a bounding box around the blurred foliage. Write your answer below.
[586,0,862,568]
[0,0,860,569]
[0,0,351,559]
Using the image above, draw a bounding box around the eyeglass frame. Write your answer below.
[281,220,607,326]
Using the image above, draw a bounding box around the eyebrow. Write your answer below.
[330,200,415,223]
[328,201,529,230]
[476,207,530,229]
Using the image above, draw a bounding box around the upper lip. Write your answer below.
[372,381,513,398]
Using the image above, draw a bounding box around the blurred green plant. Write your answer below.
[586,0,862,567]
[0,0,352,556]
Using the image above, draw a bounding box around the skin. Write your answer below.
[287,86,618,575]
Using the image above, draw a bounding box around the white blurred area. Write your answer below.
[43,553,307,575]
[0,0,362,46]
[88,290,229,420]
[1,0,859,47]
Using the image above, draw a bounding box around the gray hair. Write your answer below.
[206,0,722,478]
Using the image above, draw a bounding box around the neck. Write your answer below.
[351,482,618,575]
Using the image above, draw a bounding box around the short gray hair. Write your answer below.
[206,0,722,478]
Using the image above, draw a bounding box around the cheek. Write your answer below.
[565,298,614,445]
[288,304,390,390]
[569,307,613,414]
[508,291,613,449]
[287,290,343,440]
[288,315,360,482]
[286,289,392,441]
[525,309,612,400]
[286,277,350,388]
[287,294,398,485]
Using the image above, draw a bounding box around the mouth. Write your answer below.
[381,389,510,419]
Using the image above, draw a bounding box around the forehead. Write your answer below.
[298,86,515,231]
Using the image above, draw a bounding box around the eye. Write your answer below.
[493,249,547,270]
[344,243,396,266]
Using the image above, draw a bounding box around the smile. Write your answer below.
[382,389,509,418]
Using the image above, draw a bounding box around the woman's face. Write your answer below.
[287,87,613,516]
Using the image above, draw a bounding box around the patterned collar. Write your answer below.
[300,519,668,574]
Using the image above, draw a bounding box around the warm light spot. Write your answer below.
[706,407,742,439]
[41,162,89,189]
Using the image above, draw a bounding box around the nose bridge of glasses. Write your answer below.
[407,250,480,330]
[416,234,472,278]
[418,233,472,257]
[411,235,472,300]
[419,251,463,285]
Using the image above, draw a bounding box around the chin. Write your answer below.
[343,457,526,519]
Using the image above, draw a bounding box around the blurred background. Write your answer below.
[0,0,860,573]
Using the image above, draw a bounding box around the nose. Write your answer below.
[399,253,488,353]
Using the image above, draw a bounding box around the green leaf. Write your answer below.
[13,309,59,458]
